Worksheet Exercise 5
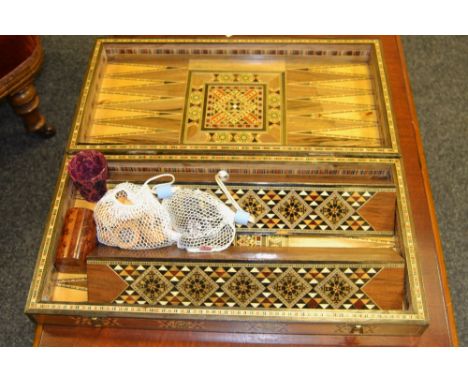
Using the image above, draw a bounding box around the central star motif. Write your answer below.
[273,190,313,229]
[222,268,265,307]
[176,267,219,306]
[316,269,358,309]
[204,84,264,129]
[316,191,354,230]
[268,268,312,308]
[131,266,172,305]
[238,190,270,223]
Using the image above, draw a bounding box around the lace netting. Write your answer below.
[162,188,236,252]
[94,182,177,250]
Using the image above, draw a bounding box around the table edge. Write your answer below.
[395,36,458,345]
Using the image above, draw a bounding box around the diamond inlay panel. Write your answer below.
[316,191,354,230]
[222,267,265,307]
[237,190,271,223]
[268,268,312,308]
[273,190,313,229]
[131,266,172,304]
[110,262,385,310]
[190,185,381,233]
[316,269,359,309]
[176,267,219,306]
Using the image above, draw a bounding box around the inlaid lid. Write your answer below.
[68,38,399,156]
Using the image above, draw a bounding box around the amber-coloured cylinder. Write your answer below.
[55,208,97,273]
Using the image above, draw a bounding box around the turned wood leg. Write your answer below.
[8,82,55,138]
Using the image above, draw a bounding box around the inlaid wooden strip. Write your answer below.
[86,126,180,144]
[97,98,185,112]
[56,277,88,291]
[287,64,372,75]
[287,99,375,114]
[93,108,159,120]
[89,245,403,263]
[176,184,396,235]
[286,84,373,98]
[107,68,188,81]
[104,63,184,74]
[101,82,187,97]
[286,70,370,83]
[233,234,396,249]
[87,250,404,311]
[96,92,161,103]
[104,46,371,58]
[49,273,88,303]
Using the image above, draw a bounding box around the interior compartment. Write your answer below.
[36,157,416,316]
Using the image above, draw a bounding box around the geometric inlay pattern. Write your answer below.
[85,58,388,151]
[267,268,312,308]
[176,267,219,306]
[110,263,382,310]
[194,185,378,233]
[131,266,173,304]
[315,269,359,309]
[204,84,265,130]
[222,267,265,307]
[183,71,283,145]
[272,190,313,229]
[316,191,354,230]
[237,190,270,222]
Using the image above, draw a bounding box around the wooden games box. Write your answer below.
[26,37,457,346]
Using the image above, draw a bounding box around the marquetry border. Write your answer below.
[25,155,426,326]
[67,38,399,156]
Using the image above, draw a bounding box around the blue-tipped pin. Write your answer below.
[155,184,174,199]
[234,209,251,225]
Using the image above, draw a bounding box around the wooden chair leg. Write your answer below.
[8,82,55,138]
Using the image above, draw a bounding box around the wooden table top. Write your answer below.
[34,36,457,346]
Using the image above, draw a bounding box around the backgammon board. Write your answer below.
[26,37,457,346]
[68,38,398,155]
